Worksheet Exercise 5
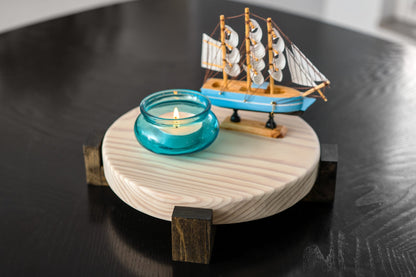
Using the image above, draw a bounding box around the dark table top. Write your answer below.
[1,0,416,276]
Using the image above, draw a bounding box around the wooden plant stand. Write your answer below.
[83,107,338,264]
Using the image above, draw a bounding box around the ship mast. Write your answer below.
[220,15,228,88]
[267,17,274,95]
[245,8,252,92]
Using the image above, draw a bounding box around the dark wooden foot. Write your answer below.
[171,206,215,264]
[265,112,277,129]
[303,144,338,203]
[230,109,241,122]
[83,130,108,186]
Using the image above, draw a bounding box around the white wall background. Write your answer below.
[0,0,134,34]
[234,0,385,33]
[0,0,414,46]
[234,0,416,46]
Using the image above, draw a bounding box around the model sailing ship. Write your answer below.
[200,8,330,129]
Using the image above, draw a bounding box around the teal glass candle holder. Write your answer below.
[134,89,219,155]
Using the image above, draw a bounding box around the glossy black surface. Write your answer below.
[1,0,416,276]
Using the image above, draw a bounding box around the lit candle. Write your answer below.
[134,89,219,155]
[158,107,202,135]
[146,106,204,149]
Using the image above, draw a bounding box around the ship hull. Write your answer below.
[200,78,316,113]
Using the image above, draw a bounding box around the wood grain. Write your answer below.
[83,130,108,186]
[171,206,214,264]
[102,106,320,224]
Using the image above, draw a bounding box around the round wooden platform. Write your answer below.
[102,106,320,224]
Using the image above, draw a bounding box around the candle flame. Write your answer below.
[173,107,180,119]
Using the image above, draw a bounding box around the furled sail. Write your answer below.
[268,28,286,82]
[243,64,264,85]
[247,18,265,85]
[272,28,285,53]
[225,63,240,77]
[227,47,240,64]
[251,57,265,72]
[251,43,266,59]
[251,71,264,85]
[249,19,262,42]
[291,44,327,82]
[225,25,238,48]
[224,25,241,77]
[286,46,316,87]
[269,69,283,82]
[249,19,265,60]
[273,53,286,69]
[201,32,241,77]
[269,53,284,82]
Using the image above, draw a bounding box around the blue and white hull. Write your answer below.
[201,80,316,114]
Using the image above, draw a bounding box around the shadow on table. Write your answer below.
[88,186,333,276]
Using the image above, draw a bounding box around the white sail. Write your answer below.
[286,47,316,87]
[225,25,239,48]
[243,64,264,85]
[251,58,265,72]
[273,39,285,53]
[201,33,241,76]
[201,33,223,72]
[226,47,240,64]
[269,69,283,82]
[270,53,285,82]
[273,53,286,70]
[224,25,241,76]
[291,44,327,82]
[268,28,285,83]
[252,70,264,85]
[249,19,262,42]
[272,28,285,53]
[251,43,265,59]
[225,63,241,77]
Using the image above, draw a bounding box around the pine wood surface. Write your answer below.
[102,106,320,224]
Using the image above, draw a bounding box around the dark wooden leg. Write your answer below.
[303,144,338,203]
[83,130,108,186]
[171,206,215,264]
[231,109,241,122]
[265,112,277,129]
